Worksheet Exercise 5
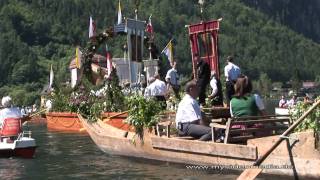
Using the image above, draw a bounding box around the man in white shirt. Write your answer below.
[176,81,212,141]
[165,61,180,100]
[148,74,167,109]
[224,56,241,105]
[208,71,223,106]
[0,96,23,128]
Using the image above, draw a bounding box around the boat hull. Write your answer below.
[0,137,37,158]
[46,112,86,133]
[79,114,320,178]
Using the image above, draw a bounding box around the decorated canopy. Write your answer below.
[188,20,220,79]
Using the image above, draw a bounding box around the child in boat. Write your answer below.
[175,80,212,141]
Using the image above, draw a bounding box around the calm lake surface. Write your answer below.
[0,100,281,180]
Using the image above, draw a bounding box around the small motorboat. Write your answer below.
[0,118,36,158]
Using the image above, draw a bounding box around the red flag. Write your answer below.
[105,45,113,78]
[145,14,153,34]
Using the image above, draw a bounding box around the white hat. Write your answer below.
[2,96,12,108]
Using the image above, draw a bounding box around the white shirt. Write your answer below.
[279,99,286,108]
[210,77,218,96]
[0,107,23,127]
[165,68,179,86]
[286,98,296,107]
[148,79,167,96]
[229,94,265,116]
[224,62,241,82]
[45,99,52,112]
[175,94,201,127]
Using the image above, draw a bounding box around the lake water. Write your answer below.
[0,100,282,180]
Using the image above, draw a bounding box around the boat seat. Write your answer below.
[156,121,172,138]
[0,118,22,141]
[210,115,291,144]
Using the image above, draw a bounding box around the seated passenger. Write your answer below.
[0,96,23,129]
[208,71,223,106]
[278,95,287,108]
[286,95,297,108]
[229,76,267,137]
[175,81,211,141]
[148,74,167,109]
[230,75,266,117]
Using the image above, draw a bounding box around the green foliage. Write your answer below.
[126,95,162,138]
[70,74,127,122]
[290,97,320,133]
[50,86,74,112]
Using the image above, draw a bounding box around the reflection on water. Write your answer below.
[0,121,284,180]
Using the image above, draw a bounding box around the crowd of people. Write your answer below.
[174,55,268,141]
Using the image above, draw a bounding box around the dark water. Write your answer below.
[0,101,282,180]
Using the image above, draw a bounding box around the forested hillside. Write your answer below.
[0,0,320,105]
[242,0,320,43]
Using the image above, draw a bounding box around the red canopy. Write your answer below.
[188,20,220,79]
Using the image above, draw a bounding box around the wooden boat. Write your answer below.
[79,114,320,178]
[46,112,86,133]
[275,107,289,116]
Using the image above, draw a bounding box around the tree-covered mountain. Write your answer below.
[0,0,320,105]
[242,0,320,43]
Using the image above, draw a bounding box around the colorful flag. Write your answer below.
[75,47,81,69]
[49,64,54,89]
[161,40,173,63]
[145,14,153,34]
[117,0,122,25]
[89,16,96,38]
[105,44,113,78]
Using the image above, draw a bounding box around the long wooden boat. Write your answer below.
[46,112,86,133]
[79,114,320,178]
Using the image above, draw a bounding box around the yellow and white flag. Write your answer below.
[75,47,81,69]
[117,0,122,25]
[161,39,173,64]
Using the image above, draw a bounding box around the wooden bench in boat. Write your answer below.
[210,115,291,144]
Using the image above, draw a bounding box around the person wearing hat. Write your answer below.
[175,80,212,141]
[0,96,23,128]
[224,56,241,105]
[208,71,223,106]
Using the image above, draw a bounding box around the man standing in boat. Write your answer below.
[165,61,180,100]
[195,55,211,107]
[224,56,241,106]
[176,81,212,141]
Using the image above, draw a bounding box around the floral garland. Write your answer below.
[80,28,113,79]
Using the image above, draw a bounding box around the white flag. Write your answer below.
[49,64,54,89]
[117,0,122,25]
[161,40,173,63]
[89,16,96,38]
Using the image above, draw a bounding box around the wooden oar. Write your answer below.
[22,108,47,125]
[102,111,128,123]
[29,108,47,118]
[237,99,320,180]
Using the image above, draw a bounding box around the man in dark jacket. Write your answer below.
[195,55,211,106]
